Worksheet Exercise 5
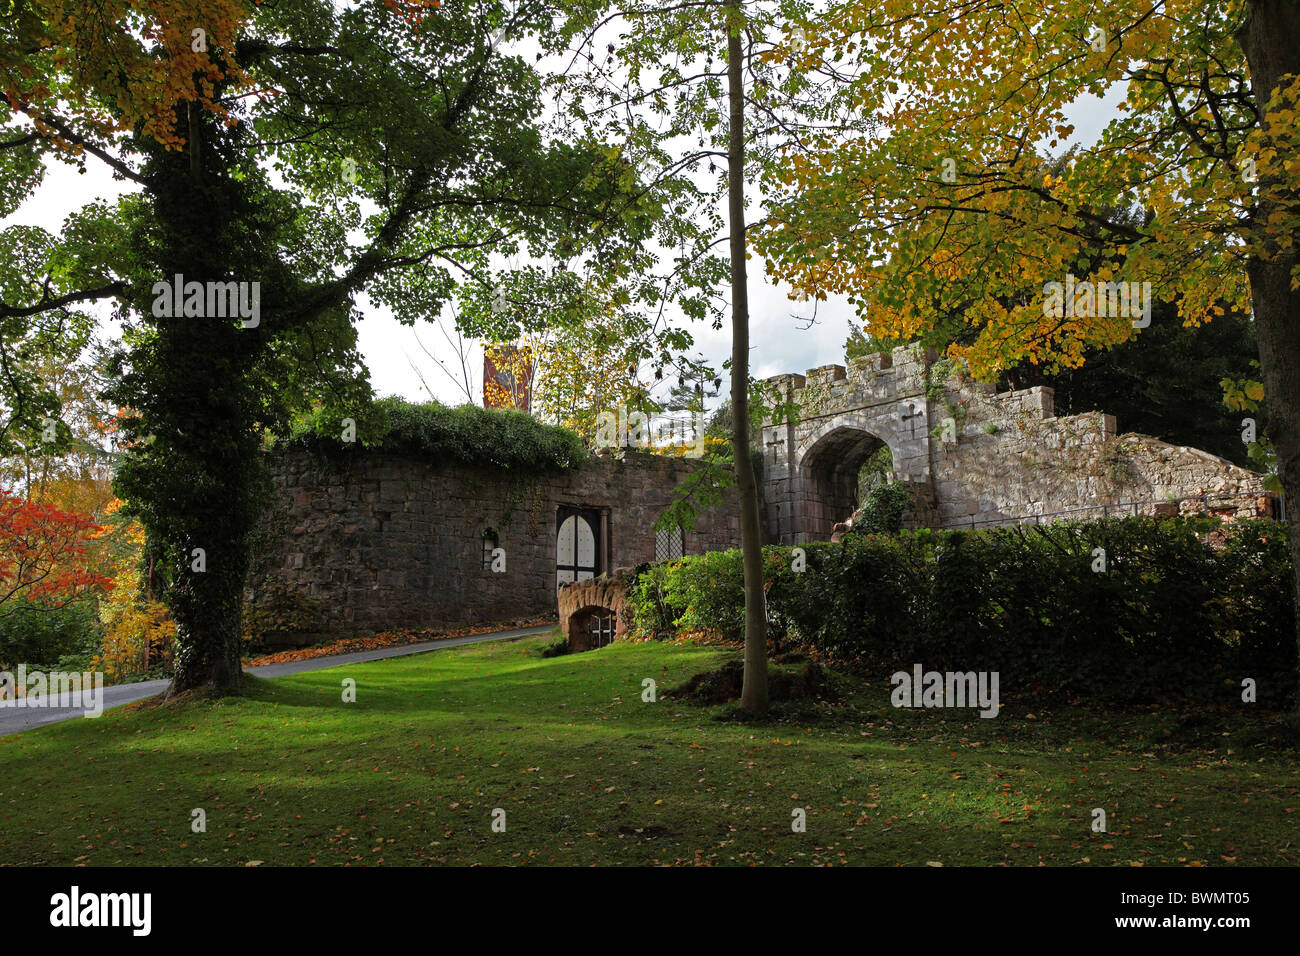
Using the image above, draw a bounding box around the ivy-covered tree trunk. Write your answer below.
[18,3,637,697]
[1239,0,1300,712]
[726,6,768,716]
[113,113,269,696]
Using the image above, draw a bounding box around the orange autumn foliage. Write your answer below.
[0,489,112,612]
[4,0,255,154]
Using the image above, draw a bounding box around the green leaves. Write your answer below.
[282,396,589,473]
[756,0,1269,379]
[0,223,101,459]
[632,517,1298,706]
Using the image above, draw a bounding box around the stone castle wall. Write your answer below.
[762,345,1270,541]
[252,349,1271,646]
[247,447,741,645]
[930,377,1269,527]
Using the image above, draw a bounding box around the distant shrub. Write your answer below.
[629,550,746,640]
[0,598,102,670]
[851,480,911,535]
[626,562,678,639]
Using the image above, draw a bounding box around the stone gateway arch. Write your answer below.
[760,345,1272,544]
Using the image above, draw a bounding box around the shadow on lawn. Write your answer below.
[660,650,1300,752]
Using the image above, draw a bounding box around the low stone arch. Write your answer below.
[566,605,618,652]
[557,570,634,652]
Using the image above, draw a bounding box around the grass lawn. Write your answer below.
[1,632,1296,866]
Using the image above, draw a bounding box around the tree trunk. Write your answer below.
[727,5,768,715]
[168,537,250,694]
[1238,0,1300,711]
[129,105,260,698]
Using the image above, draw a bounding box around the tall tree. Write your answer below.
[0,335,117,501]
[758,0,1300,707]
[534,307,655,444]
[451,267,674,437]
[723,3,767,713]
[3,0,649,693]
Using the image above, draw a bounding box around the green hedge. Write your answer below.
[282,396,588,472]
[628,517,1297,706]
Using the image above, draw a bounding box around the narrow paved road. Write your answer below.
[0,623,555,735]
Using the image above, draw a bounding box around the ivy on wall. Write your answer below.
[279,397,589,473]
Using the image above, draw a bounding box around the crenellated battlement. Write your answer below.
[763,344,933,417]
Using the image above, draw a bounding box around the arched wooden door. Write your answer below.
[556,506,602,590]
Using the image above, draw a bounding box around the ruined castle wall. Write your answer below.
[247,448,741,645]
[929,379,1267,527]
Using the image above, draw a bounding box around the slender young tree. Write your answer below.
[553,0,839,712]
[723,4,767,713]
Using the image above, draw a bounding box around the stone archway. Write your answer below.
[760,348,935,543]
[758,343,1268,539]
[799,425,890,539]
